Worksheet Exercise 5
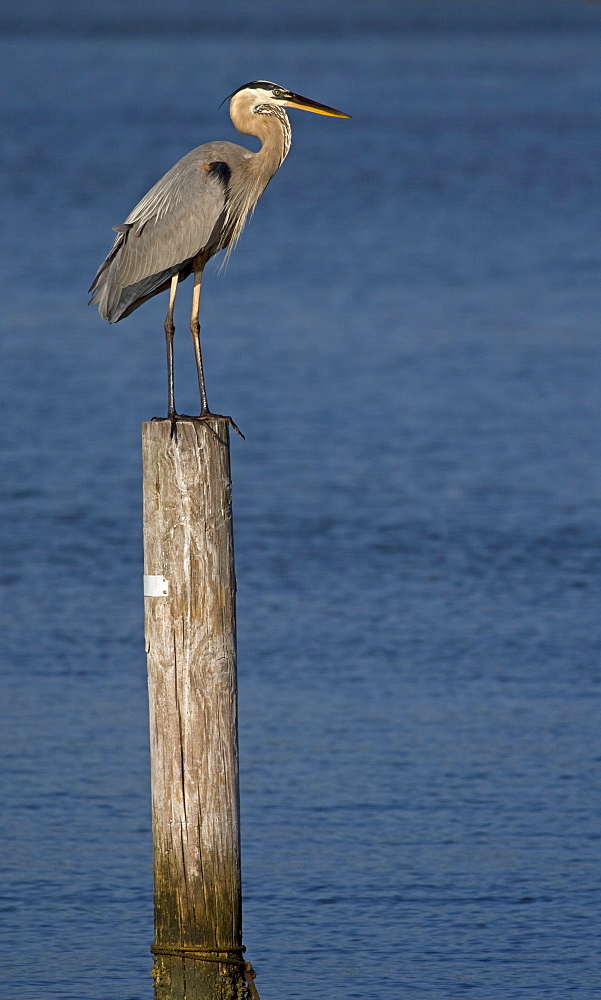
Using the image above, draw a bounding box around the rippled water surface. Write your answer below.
[1,2,600,998]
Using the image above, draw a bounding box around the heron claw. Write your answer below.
[196,411,245,440]
[152,412,180,440]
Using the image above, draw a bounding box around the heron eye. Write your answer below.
[272,89,284,97]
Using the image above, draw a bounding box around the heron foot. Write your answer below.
[151,411,245,440]
[195,411,245,440]
[152,412,182,440]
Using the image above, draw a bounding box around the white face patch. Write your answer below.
[238,87,280,103]
[230,88,283,121]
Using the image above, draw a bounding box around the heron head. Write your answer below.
[223,81,351,119]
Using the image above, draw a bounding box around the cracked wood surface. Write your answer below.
[142,419,242,997]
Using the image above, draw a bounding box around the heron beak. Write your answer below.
[283,92,351,118]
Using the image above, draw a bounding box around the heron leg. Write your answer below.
[164,273,179,418]
[186,258,244,439]
[190,261,210,416]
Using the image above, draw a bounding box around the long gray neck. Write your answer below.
[223,104,292,253]
[249,104,292,174]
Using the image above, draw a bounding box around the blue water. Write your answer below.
[1,2,600,997]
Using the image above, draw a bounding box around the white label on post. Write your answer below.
[144,575,169,597]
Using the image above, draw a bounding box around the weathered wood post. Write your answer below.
[142,417,250,1000]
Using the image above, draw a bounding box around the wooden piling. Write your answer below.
[142,418,244,1000]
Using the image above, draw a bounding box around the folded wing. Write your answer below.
[89,142,246,322]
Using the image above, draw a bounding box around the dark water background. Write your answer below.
[1,2,600,997]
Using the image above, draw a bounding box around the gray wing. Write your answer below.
[89,141,250,322]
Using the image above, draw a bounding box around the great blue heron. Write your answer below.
[89,81,350,433]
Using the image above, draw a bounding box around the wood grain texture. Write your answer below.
[142,419,242,999]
